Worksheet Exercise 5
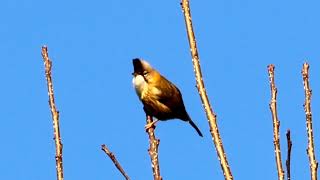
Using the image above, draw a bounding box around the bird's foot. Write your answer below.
[145,120,159,131]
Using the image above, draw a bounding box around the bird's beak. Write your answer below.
[132,72,138,77]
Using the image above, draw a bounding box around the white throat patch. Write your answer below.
[132,75,146,98]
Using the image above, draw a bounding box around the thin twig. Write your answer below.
[286,130,292,180]
[267,64,285,180]
[302,63,318,180]
[101,144,130,180]
[146,115,162,180]
[41,46,64,180]
[180,1,233,179]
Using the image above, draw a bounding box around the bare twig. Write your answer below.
[267,64,285,180]
[101,144,130,180]
[286,130,292,180]
[146,115,162,180]
[180,1,233,179]
[302,63,318,180]
[41,46,64,180]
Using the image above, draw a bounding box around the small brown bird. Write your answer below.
[132,58,203,137]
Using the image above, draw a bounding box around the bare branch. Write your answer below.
[146,115,162,180]
[286,130,292,180]
[302,63,318,180]
[180,1,233,179]
[267,64,285,180]
[41,46,64,180]
[101,144,130,180]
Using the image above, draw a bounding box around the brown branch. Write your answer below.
[302,63,318,180]
[180,1,233,179]
[101,144,130,180]
[41,46,64,180]
[146,115,162,180]
[286,130,292,180]
[267,64,285,180]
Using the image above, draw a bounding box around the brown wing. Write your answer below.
[152,75,203,136]
[154,75,189,120]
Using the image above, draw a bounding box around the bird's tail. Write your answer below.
[188,119,203,137]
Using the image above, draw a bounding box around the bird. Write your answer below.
[132,58,203,137]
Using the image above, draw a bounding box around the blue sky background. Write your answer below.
[1,0,319,179]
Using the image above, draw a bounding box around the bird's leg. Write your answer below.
[145,119,159,130]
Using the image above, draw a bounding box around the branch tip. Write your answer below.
[181,0,233,179]
[286,129,292,180]
[41,46,64,180]
[101,144,130,180]
[267,65,285,180]
[302,63,318,180]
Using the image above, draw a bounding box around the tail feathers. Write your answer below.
[188,120,203,137]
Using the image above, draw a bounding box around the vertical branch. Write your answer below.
[146,115,162,180]
[101,144,130,180]
[180,1,233,179]
[41,46,64,180]
[286,130,292,180]
[302,63,318,180]
[267,64,285,180]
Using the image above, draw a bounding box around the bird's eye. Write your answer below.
[143,71,148,76]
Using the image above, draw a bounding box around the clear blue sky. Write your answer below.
[1,0,319,179]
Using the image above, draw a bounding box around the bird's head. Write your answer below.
[132,58,161,84]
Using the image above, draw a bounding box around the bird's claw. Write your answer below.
[145,120,158,131]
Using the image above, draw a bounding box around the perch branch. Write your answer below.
[286,130,292,180]
[302,63,318,180]
[101,144,130,180]
[181,0,233,179]
[146,115,162,180]
[267,64,285,180]
[41,46,64,180]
